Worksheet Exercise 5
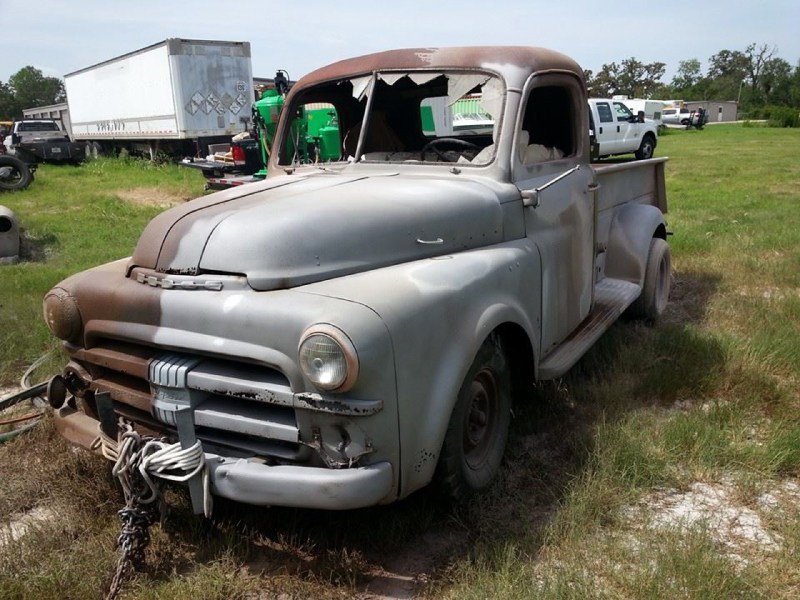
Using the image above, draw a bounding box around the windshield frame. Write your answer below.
[276,68,506,169]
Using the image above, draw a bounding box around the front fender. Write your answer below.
[604,203,666,285]
[299,240,541,497]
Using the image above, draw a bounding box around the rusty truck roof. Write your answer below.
[294,46,585,91]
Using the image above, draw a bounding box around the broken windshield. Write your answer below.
[277,71,504,167]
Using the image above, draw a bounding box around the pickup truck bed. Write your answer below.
[4,119,84,165]
[539,157,668,378]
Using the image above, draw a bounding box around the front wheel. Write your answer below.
[435,334,511,499]
[628,237,671,321]
[635,134,655,160]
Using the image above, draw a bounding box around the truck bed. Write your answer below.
[592,157,668,214]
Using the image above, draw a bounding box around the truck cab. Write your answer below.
[588,99,658,160]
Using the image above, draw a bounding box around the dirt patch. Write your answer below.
[624,478,799,568]
[117,187,189,208]
[359,529,468,599]
[661,272,721,326]
[0,505,58,549]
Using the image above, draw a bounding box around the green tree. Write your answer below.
[671,59,702,90]
[760,57,793,105]
[706,49,749,103]
[0,80,21,119]
[587,58,665,98]
[791,61,800,106]
[744,43,776,102]
[670,59,710,99]
[7,66,65,113]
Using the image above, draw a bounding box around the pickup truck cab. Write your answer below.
[588,98,658,160]
[4,119,84,164]
[44,47,671,513]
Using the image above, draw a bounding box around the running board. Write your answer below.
[538,278,641,380]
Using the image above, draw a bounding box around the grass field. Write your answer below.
[1,125,799,599]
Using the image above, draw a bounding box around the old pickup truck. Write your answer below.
[43,46,671,512]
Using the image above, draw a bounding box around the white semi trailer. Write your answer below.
[64,39,254,158]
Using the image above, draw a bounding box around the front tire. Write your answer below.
[628,237,671,321]
[436,334,511,499]
[635,134,655,160]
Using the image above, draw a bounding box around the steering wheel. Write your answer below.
[421,137,481,161]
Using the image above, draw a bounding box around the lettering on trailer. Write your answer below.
[96,119,126,132]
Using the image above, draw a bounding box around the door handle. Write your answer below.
[617,125,620,133]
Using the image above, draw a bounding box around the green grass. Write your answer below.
[0,157,202,383]
[436,125,800,599]
[2,127,800,599]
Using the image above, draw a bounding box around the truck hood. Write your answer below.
[131,172,507,291]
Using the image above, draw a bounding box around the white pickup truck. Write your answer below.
[589,99,658,160]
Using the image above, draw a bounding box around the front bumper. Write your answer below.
[54,405,394,510]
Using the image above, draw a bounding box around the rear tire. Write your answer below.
[0,155,32,191]
[435,334,511,499]
[628,237,671,321]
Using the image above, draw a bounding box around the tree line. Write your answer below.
[0,67,65,119]
[1,43,798,122]
[584,43,800,120]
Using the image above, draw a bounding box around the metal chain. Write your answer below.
[102,421,165,600]
[97,418,211,600]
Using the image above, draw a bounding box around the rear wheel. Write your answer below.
[436,334,511,499]
[628,237,671,321]
[0,156,32,192]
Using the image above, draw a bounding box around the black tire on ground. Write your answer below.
[628,237,671,321]
[0,155,33,192]
[635,134,656,160]
[435,333,512,499]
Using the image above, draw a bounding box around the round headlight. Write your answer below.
[298,325,359,392]
[43,287,82,342]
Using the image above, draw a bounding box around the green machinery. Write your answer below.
[251,72,341,178]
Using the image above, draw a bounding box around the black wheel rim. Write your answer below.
[463,367,498,469]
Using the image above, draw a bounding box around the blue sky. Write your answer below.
[1,0,797,86]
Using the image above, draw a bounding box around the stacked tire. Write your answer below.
[0,155,33,192]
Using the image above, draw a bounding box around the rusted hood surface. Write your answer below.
[131,173,505,291]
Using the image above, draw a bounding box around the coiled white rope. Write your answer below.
[139,438,211,517]
[92,419,211,517]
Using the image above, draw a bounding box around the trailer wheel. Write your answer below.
[628,237,671,321]
[635,134,656,160]
[435,333,511,499]
[0,156,33,192]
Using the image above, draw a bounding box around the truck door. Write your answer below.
[591,101,617,156]
[515,77,595,358]
[613,101,638,152]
